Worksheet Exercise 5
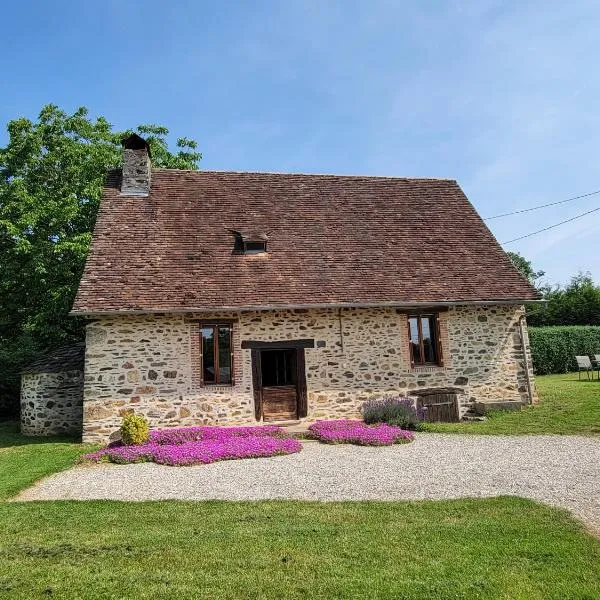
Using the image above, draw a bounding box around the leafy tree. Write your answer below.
[0,105,201,415]
[528,273,600,326]
[507,251,545,286]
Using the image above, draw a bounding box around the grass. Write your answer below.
[422,372,600,435]
[0,422,94,501]
[0,420,599,597]
[2,497,600,599]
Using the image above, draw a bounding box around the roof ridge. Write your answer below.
[151,168,457,182]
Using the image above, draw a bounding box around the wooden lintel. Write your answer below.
[241,339,315,350]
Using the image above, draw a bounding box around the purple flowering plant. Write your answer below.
[362,396,424,430]
[308,419,414,446]
[82,424,302,466]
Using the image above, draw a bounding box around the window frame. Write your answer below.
[407,313,444,367]
[200,321,234,385]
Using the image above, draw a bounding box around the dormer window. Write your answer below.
[232,231,269,254]
[244,240,267,254]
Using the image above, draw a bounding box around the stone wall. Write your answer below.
[21,370,84,436]
[82,304,537,443]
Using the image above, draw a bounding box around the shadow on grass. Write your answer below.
[0,421,79,449]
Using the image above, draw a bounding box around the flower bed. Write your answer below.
[82,425,302,466]
[308,419,414,446]
[149,424,287,445]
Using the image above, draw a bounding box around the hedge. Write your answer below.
[528,326,600,375]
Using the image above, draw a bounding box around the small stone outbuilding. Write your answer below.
[20,343,85,436]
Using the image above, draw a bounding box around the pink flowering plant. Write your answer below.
[308,419,414,446]
[82,424,302,466]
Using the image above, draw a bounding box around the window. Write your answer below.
[201,323,233,384]
[408,314,442,366]
[243,240,267,254]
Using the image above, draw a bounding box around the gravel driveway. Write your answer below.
[16,434,600,534]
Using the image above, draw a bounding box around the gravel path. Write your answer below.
[16,434,600,534]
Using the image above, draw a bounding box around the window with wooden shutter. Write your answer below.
[407,314,443,366]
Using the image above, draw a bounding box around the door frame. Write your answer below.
[247,339,313,421]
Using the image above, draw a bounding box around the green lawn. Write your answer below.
[2,497,600,599]
[0,422,93,501]
[0,421,600,598]
[423,372,600,435]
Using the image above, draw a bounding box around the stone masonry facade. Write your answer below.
[21,371,84,436]
[82,304,537,443]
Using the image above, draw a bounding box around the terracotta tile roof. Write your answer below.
[72,169,540,314]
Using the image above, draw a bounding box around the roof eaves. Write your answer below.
[70,298,545,318]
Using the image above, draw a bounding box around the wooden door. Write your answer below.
[417,393,459,422]
[251,347,308,421]
[262,385,297,421]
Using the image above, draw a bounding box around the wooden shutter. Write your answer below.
[229,325,235,386]
[199,330,205,386]
[434,314,444,367]
[407,317,415,368]
[296,348,308,418]
[251,350,262,421]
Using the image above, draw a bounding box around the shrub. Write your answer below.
[120,413,150,446]
[308,419,414,446]
[528,326,600,374]
[362,396,422,430]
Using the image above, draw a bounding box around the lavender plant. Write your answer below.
[362,396,422,430]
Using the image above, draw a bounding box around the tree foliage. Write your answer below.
[507,251,545,286]
[507,252,600,326]
[0,105,201,415]
[529,273,600,326]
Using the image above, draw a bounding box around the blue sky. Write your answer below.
[2,0,599,285]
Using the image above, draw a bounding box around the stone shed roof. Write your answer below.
[22,342,85,374]
[72,169,540,314]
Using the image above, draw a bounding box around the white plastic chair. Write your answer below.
[575,356,593,380]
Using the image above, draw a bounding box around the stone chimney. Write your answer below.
[121,134,151,196]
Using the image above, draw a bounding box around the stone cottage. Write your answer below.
[69,134,540,443]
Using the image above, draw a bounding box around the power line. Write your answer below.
[484,189,600,220]
[502,206,600,244]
